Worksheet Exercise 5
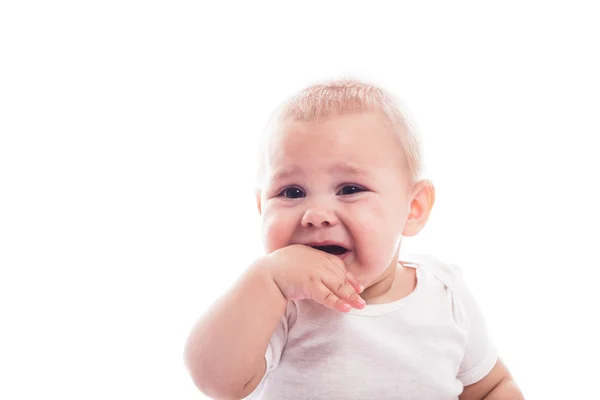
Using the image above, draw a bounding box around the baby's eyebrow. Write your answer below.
[269,162,371,184]
[270,165,305,182]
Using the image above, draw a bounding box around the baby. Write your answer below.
[184,79,524,399]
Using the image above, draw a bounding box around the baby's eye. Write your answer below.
[338,185,366,196]
[278,187,306,199]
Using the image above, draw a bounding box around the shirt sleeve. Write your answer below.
[452,265,498,386]
[264,301,296,373]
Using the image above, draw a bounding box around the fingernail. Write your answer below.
[359,284,364,293]
[342,303,352,311]
[357,297,366,306]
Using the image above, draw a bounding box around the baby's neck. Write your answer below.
[361,263,417,305]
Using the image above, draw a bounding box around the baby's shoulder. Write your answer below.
[401,253,465,290]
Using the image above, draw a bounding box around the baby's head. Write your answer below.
[256,79,435,289]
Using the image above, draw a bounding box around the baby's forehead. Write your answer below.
[264,114,408,177]
[268,111,397,147]
[255,80,423,187]
[271,112,399,150]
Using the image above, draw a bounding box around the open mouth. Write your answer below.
[310,245,349,256]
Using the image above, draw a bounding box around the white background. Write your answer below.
[1,1,599,399]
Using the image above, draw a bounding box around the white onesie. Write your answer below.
[248,255,498,399]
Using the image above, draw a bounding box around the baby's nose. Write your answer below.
[301,208,339,228]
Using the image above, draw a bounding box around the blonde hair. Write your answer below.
[256,78,422,189]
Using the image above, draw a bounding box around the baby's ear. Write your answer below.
[256,192,262,215]
[402,180,435,237]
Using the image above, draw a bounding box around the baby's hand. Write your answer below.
[264,244,366,312]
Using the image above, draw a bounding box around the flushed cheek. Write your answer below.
[348,209,402,269]
[261,209,294,253]
[355,230,399,269]
[350,233,401,287]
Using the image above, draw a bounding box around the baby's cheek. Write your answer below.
[262,212,292,253]
[352,210,401,267]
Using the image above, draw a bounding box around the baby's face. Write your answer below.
[259,111,414,287]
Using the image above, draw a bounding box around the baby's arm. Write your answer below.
[184,259,287,399]
[184,245,363,399]
[459,359,524,399]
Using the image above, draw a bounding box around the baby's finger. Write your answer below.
[316,284,353,313]
[321,254,363,294]
[345,271,364,294]
[323,275,365,309]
